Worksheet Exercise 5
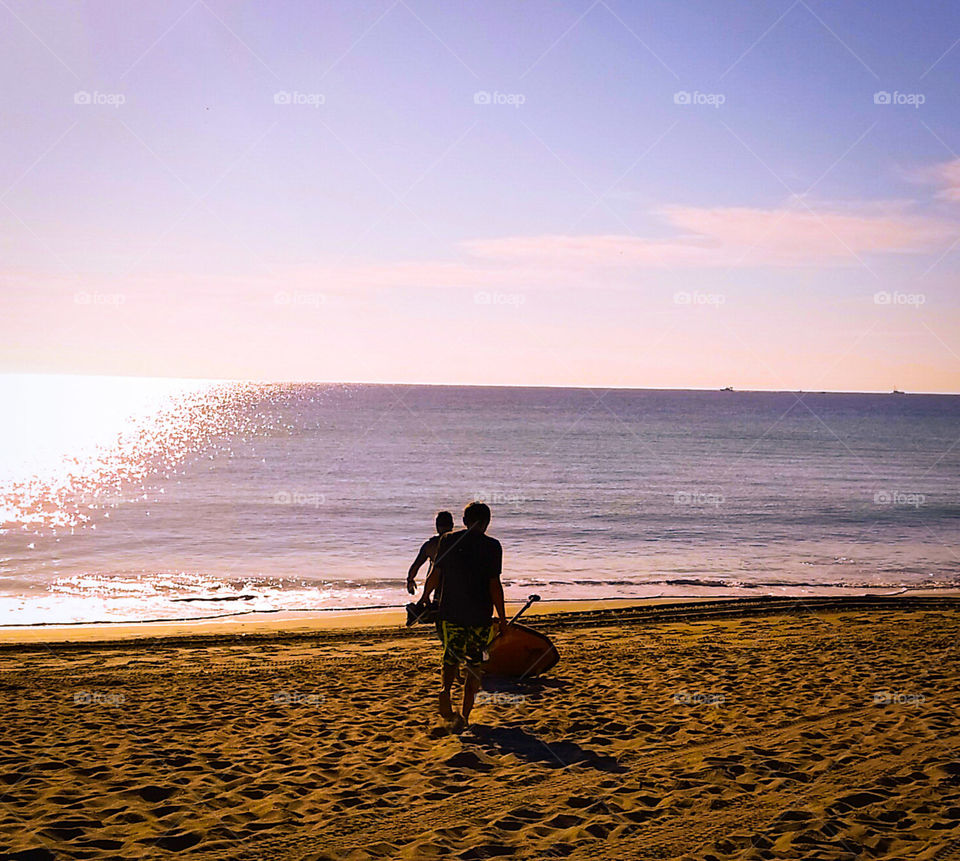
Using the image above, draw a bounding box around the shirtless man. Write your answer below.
[406,511,454,597]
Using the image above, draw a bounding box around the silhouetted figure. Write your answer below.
[421,502,507,732]
[406,510,454,596]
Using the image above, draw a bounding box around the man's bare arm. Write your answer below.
[490,576,507,634]
[406,541,432,594]
[419,565,440,605]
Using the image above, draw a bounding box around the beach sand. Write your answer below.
[3,601,959,859]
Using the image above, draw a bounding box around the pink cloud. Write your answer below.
[5,202,954,306]
[933,159,960,201]
[662,203,952,261]
[459,233,714,267]
[235,201,954,297]
[908,158,960,202]
[458,202,953,271]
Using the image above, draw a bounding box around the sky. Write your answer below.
[1,0,959,392]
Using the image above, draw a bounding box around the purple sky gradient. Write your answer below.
[1,0,959,391]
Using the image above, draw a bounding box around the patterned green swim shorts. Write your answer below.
[439,621,495,667]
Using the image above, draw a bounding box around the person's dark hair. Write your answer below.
[463,501,491,528]
[435,510,454,533]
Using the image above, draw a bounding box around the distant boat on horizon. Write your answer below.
[720,386,734,392]
[892,388,905,395]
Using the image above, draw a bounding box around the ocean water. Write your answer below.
[1,375,958,625]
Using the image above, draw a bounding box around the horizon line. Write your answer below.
[2,371,958,397]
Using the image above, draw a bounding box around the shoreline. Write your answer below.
[0,597,693,645]
[2,589,958,647]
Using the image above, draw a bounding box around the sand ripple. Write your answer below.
[1,608,959,859]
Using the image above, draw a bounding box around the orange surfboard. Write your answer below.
[484,622,560,678]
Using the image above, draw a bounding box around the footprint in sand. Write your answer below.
[136,784,176,803]
[443,751,493,772]
[151,831,203,851]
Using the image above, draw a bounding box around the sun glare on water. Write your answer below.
[0,374,236,533]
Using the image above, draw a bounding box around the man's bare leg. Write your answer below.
[461,664,482,725]
[439,663,457,719]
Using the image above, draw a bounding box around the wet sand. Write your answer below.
[0,597,705,645]
[2,599,959,859]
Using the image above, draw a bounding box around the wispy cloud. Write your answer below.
[300,200,956,292]
[5,201,956,302]
[911,158,960,202]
